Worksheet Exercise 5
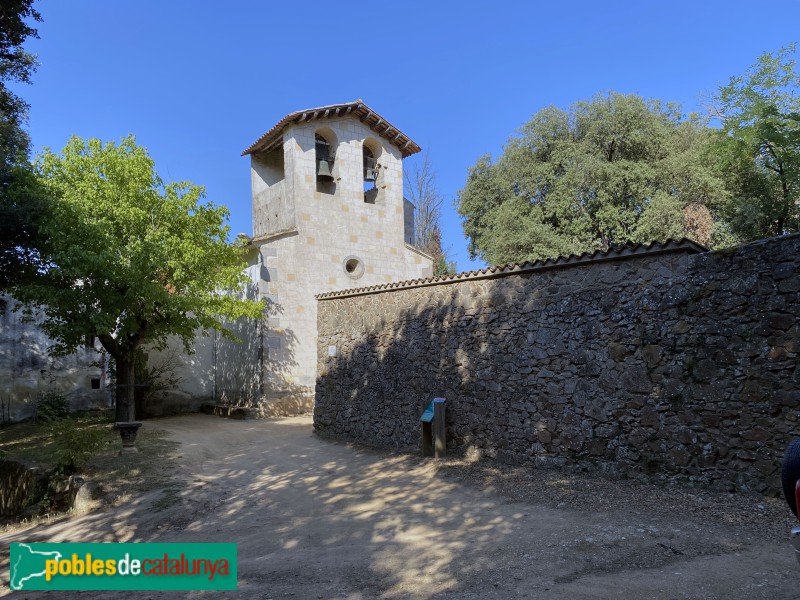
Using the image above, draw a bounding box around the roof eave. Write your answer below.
[241,100,421,158]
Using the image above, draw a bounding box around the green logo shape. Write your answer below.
[9,543,237,590]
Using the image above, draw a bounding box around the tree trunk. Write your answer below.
[116,356,136,422]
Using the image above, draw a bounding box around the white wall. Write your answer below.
[254,116,434,402]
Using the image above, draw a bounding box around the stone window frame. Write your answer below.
[343,255,366,280]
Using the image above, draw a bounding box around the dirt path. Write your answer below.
[1,414,797,599]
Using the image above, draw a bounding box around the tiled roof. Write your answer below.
[241,100,422,158]
[316,239,708,300]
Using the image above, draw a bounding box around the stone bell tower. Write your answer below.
[240,100,434,413]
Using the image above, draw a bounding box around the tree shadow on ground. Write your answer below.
[0,415,795,599]
[0,417,529,598]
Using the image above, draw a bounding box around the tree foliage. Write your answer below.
[711,44,800,240]
[0,0,39,166]
[457,93,729,265]
[13,135,264,421]
[0,166,48,288]
[0,0,44,289]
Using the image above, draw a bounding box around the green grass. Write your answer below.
[0,412,182,520]
[0,413,115,467]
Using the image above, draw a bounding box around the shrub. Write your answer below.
[47,419,108,471]
[36,390,69,422]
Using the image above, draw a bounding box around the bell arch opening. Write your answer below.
[315,127,338,195]
[362,138,383,204]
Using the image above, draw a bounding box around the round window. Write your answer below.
[343,255,365,280]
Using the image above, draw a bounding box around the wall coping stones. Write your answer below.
[404,243,434,261]
[317,238,707,301]
[314,232,800,494]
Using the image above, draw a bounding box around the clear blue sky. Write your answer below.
[14,0,800,271]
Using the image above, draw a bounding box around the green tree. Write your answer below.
[711,45,800,240]
[13,135,263,422]
[457,93,728,266]
[0,0,45,289]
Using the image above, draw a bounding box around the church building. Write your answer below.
[0,101,434,420]
[223,101,435,414]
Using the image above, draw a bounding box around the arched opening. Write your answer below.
[362,139,383,204]
[315,128,337,195]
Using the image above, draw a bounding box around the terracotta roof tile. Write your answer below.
[316,239,707,300]
[242,100,421,158]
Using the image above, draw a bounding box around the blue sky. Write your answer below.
[14,1,800,271]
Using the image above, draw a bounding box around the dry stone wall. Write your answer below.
[315,235,800,493]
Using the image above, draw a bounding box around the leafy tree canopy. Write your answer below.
[711,44,800,240]
[13,135,264,420]
[457,92,729,266]
[0,0,43,289]
[0,0,39,162]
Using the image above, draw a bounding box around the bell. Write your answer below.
[317,159,333,180]
[364,156,376,181]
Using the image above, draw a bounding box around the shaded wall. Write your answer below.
[315,236,800,493]
[0,459,45,516]
[150,275,313,418]
[139,334,214,417]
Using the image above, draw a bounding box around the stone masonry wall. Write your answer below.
[0,296,107,421]
[315,235,800,493]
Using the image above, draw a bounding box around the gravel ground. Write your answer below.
[1,414,797,599]
[435,457,793,540]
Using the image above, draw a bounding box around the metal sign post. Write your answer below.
[419,398,446,458]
